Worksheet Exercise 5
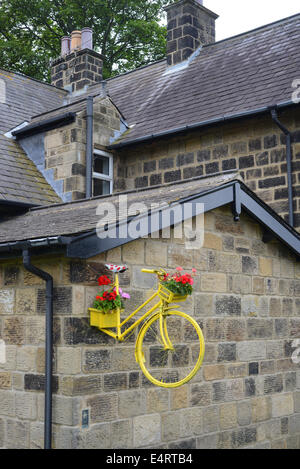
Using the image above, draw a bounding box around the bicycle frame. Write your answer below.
[98,272,176,344]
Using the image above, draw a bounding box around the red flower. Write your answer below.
[98,275,111,286]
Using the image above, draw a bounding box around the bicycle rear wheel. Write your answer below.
[136,310,205,388]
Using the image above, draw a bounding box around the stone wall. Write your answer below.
[44,97,121,201]
[114,108,300,229]
[0,206,299,449]
[51,49,103,92]
[165,0,217,66]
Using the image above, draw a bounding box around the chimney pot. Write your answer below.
[71,30,82,52]
[81,28,93,50]
[61,36,71,56]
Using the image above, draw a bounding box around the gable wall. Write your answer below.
[0,206,299,449]
[114,107,300,229]
[43,98,122,201]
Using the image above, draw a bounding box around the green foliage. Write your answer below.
[0,0,169,81]
[93,292,123,313]
[161,279,193,297]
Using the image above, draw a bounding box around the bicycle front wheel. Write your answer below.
[136,310,205,388]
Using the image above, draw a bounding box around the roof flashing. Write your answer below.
[163,46,203,76]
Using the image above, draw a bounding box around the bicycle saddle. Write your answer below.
[105,264,128,273]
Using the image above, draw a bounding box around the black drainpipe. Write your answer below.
[271,108,294,227]
[23,249,54,450]
[86,96,94,198]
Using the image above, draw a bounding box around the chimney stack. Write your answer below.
[51,28,104,92]
[165,0,218,66]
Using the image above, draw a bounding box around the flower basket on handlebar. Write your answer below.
[158,283,188,303]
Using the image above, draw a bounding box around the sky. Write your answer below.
[203,0,300,41]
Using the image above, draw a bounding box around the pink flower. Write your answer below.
[114,287,130,299]
[192,268,197,273]
[176,267,183,271]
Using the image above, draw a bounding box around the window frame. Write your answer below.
[93,149,113,196]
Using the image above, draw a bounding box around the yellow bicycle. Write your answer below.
[89,267,205,388]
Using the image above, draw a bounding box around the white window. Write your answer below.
[93,149,113,196]
[0,79,6,104]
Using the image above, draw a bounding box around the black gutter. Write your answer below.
[0,199,37,209]
[12,112,76,139]
[108,100,296,150]
[23,249,54,450]
[86,96,94,198]
[0,199,37,216]
[271,108,294,227]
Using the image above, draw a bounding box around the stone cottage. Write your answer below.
[0,0,300,450]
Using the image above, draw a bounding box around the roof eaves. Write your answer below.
[108,101,298,149]
[12,112,76,138]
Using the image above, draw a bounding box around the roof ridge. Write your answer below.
[106,58,166,82]
[204,11,300,49]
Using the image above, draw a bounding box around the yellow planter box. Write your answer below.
[89,308,120,329]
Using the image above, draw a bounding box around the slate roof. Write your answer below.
[0,172,238,243]
[1,13,300,206]
[0,172,299,258]
[20,13,300,149]
[105,13,300,146]
[0,70,66,205]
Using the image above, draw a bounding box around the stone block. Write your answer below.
[272,393,294,417]
[57,347,81,375]
[25,317,45,345]
[0,372,11,389]
[16,346,36,372]
[202,405,218,433]
[104,373,128,392]
[190,383,211,407]
[148,388,170,413]
[0,390,15,416]
[111,419,133,448]
[220,403,237,430]
[194,293,213,316]
[264,374,283,394]
[118,390,147,418]
[87,393,118,423]
[133,414,161,447]
[181,406,203,437]
[247,318,273,339]
[237,400,252,426]
[294,391,300,412]
[203,364,225,381]
[259,258,273,276]
[15,288,36,315]
[203,233,222,251]
[123,240,145,264]
[83,349,112,373]
[237,341,266,361]
[84,423,110,449]
[161,411,181,441]
[215,295,241,316]
[201,273,227,292]
[226,319,247,342]
[6,419,29,449]
[15,392,37,420]
[251,396,271,422]
[3,317,25,345]
[217,343,236,362]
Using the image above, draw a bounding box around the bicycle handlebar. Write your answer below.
[141,268,167,279]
